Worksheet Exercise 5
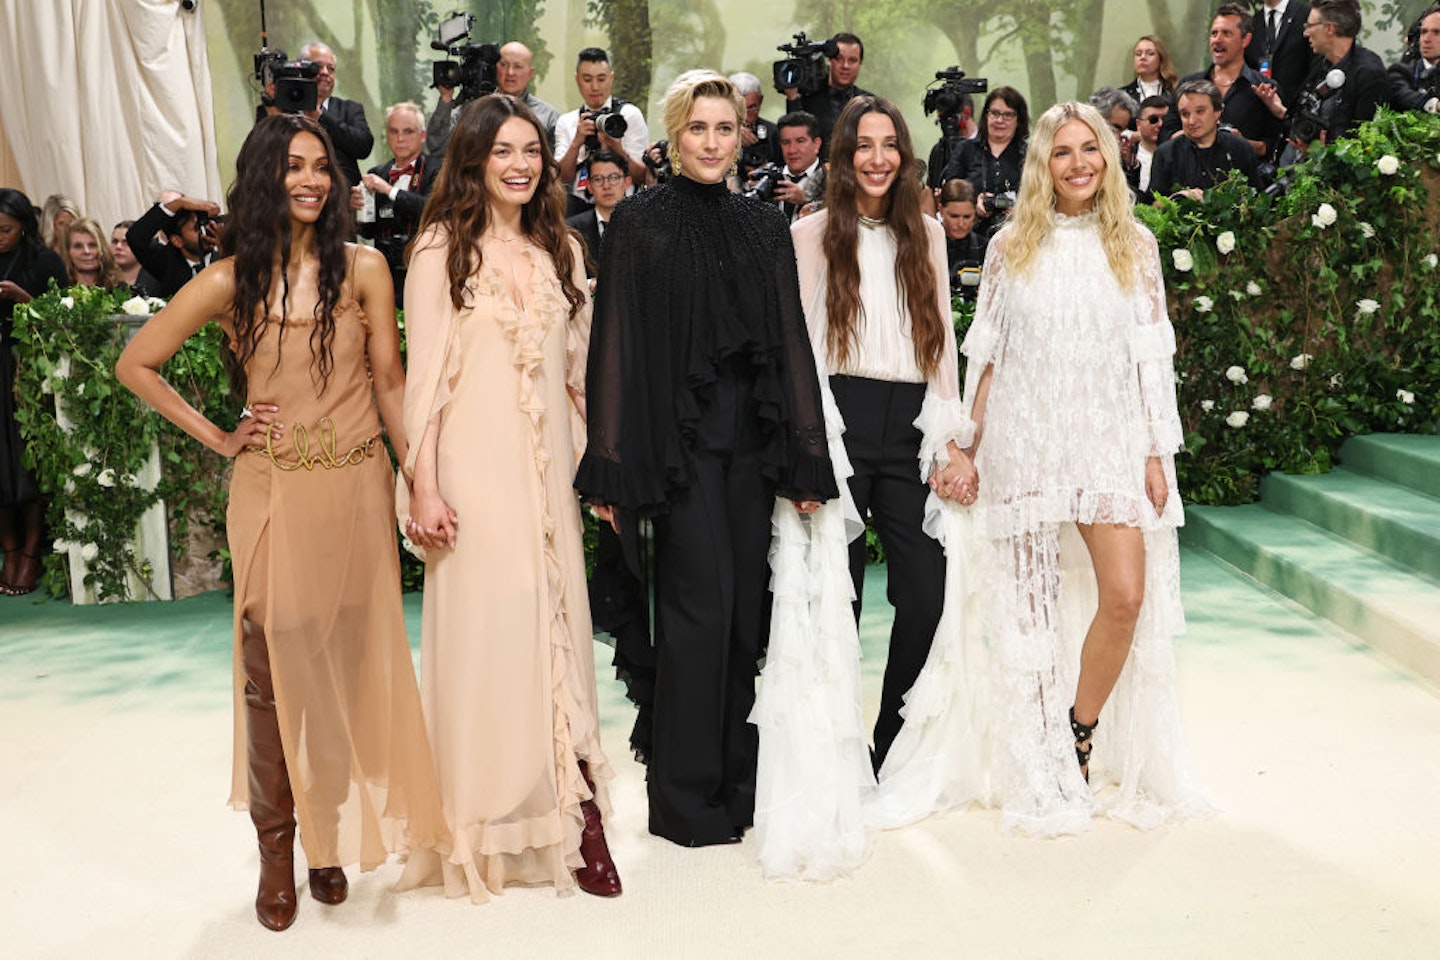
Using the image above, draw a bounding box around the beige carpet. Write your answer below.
[2,548,1438,959]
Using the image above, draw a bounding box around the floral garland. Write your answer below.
[11,285,234,601]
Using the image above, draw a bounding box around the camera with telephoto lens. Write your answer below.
[254,49,320,114]
[988,191,1017,213]
[430,12,499,105]
[1287,89,1328,143]
[743,163,786,202]
[581,108,628,153]
[773,32,839,97]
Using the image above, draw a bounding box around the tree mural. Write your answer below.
[585,0,654,106]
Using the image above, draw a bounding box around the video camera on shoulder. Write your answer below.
[923,67,988,121]
[430,12,500,105]
[1286,68,1346,143]
[254,49,321,114]
[773,32,839,97]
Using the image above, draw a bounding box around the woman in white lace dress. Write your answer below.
[960,101,1210,835]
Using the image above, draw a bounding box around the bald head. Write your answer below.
[497,42,536,97]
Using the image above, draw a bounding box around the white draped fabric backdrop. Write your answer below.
[0,0,223,230]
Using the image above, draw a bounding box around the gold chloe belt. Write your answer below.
[253,417,381,471]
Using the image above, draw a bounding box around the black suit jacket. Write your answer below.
[1246,2,1314,109]
[126,204,211,299]
[1389,56,1440,111]
[318,97,374,190]
[565,209,603,278]
[359,155,442,239]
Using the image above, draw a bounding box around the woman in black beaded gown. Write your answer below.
[0,189,67,595]
[575,70,836,847]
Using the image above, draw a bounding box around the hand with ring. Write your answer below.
[219,403,280,457]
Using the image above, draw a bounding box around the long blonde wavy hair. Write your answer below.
[1001,101,1141,291]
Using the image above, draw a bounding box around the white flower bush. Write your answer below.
[1226,411,1250,428]
[1201,400,1215,412]
[72,462,92,477]
[1172,248,1194,271]
[1397,389,1416,405]
[1216,231,1236,254]
[1194,295,1214,313]
[1290,353,1312,370]
[120,296,152,316]
[1225,365,1248,384]
[1375,154,1400,175]
[1253,394,1273,411]
[1246,280,1263,296]
[1358,222,1375,239]
[1311,203,1338,228]
[97,468,117,488]
[1355,298,1380,315]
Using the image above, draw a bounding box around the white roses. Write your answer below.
[1311,203,1338,229]
[1355,298,1380,316]
[1252,394,1273,411]
[121,296,151,316]
[1172,248,1194,271]
[1216,231,1236,255]
[1290,353,1312,370]
[1194,296,1214,313]
[1246,281,1263,296]
[1397,389,1416,405]
[1225,365,1248,384]
[1375,155,1400,176]
[1226,411,1250,428]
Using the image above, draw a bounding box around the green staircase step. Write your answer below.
[1261,469,1440,584]
[1338,434,1440,500]
[1180,504,1440,685]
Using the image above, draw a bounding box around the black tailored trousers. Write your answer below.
[648,368,775,846]
[830,375,947,771]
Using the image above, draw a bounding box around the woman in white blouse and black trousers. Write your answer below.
[791,96,977,770]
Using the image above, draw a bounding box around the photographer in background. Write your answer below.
[126,191,220,298]
[428,41,560,157]
[356,102,441,307]
[730,72,781,177]
[1257,0,1392,156]
[944,86,1028,240]
[937,178,985,300]
[555,48,650,213]
[785,32,871,158]
[1389,4,1440,114]
[1179,5,1282,160]
[771,110,825,222]
[1150,79,1262,201]
[299,43,373,190]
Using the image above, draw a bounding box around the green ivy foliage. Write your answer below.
[1138,109,1440,505]
[12,286,234,601]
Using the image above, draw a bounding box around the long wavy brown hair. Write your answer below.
[822,96,946,379]
[412,95,585,317]
[220,114,350,397]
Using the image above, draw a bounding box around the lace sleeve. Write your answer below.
[1132,228,1183,457]
[958,229,1009,445]
[773,217,838,502]
[914,220,967,479]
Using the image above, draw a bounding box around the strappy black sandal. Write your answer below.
[1069,707,1097,783]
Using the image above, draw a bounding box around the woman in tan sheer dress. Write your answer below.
[118,115,448,931]
[397,95,620,901]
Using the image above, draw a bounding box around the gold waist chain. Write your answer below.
[255,417,381,471]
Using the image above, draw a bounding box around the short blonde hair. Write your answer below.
[660,69,745,168]
[1004,100,1142,291]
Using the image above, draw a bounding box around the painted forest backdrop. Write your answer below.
[202,0,1426,188]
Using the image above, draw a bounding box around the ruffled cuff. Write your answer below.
[573,453,671,516]
[913,394,974,481]
[776,444,841,503]
[1129,320,1176,361]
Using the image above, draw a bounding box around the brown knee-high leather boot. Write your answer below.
[242,621,298,931]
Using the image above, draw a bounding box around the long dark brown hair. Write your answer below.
[412,94,585,317]
[220,114,350,397]
[822,96,946,380]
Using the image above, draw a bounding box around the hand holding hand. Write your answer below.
[407,486,459,549]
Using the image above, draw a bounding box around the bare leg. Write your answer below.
[1072,522,1146,726]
